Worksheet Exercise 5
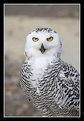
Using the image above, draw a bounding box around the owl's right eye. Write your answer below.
[32,37,39,42]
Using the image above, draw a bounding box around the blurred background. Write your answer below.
[4,4,80,117]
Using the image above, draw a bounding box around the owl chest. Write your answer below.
[29,58,51,93]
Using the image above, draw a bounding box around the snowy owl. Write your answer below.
[20,28,80,117]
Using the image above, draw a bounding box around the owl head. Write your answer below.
[25,28,62,59]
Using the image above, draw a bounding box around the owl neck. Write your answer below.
[25,55,61,81]
[26,54,61,66]
[26,50,61,61]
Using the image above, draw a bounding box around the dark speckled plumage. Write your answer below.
[20,58,80,117]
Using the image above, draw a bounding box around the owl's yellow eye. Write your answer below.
[47,36,53,41]
[32,37,39,42]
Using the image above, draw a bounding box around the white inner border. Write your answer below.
[4,3,80,118]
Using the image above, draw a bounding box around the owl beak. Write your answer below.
[40,44,46,54]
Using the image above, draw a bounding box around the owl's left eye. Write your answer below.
[47,36,53,41]
[32,37,39,42]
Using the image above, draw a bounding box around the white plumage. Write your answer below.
[20,28,80,117]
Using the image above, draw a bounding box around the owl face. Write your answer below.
[25,28,62,58]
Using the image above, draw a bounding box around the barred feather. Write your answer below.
[20,58,80,116]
